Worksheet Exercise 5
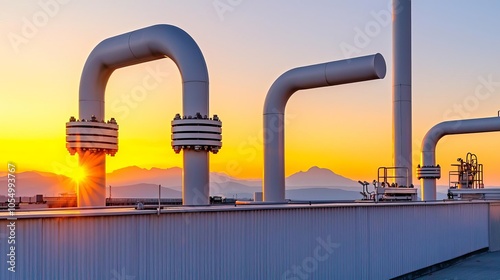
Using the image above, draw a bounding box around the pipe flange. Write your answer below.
[66,116,119,156]
[416,165,441,179]
[171,113,222,154]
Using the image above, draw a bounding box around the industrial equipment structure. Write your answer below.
[417,117,500,200]
[446,152,500,200]
[66,24,222,207]
[62,2,500,206]
[358,167,417,202]
[3,1,500,279]
[449,152,484,190]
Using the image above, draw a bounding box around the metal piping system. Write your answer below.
[393,0,413,186]
[417,116,500,200]
[263,54,387,202]
[66,24,221,207]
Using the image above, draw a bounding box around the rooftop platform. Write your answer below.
[0,199,494,219]
[417,251,500,279]
[1,200,499,279]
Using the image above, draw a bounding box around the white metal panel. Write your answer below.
[0,202,490,279]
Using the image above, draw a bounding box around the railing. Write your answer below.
[377,166,409,187]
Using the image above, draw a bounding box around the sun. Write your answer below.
[70,166,87,183]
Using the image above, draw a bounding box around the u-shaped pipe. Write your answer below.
[418,116,500,200]
[74,24,214,206]
[263,54,387,202]
[79,24,208,118]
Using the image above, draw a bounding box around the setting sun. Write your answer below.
[70,166,87,183]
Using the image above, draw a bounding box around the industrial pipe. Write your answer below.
[263,53,387,202]
[393,0,413,186]
[418,116,500,200]
[70,24,220,206]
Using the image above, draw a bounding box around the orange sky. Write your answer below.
[2,1,500,186]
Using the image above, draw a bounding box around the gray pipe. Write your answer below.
[419,116,500,200]
[78,24,210,206]
[263,54,387,202]
[80,24,208,118]
[393,0,413,186]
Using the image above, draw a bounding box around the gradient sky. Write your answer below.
[2,0,500,186]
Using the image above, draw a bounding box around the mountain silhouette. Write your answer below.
[0,171,75,197]
[107,166,181,187]
[110,183,181,198]
[0,166,366,200]
[286,166,358,188]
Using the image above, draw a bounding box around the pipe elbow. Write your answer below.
[263,53,386,115]
[422,117,500,153]
[263,72,297,115]
[79,24,209,115]
[128,24,208,83]
[421,123,447,153]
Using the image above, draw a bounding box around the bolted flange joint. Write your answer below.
[171,113,222,154]
[66,115,119,156]
[416,164,441,180]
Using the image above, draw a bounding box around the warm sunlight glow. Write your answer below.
[70,166,87,183]
[2,1,500,186]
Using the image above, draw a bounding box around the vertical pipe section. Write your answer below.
[77,151,107,207]
[182,81,210,205]
[77,152,106,206]
[419,117,500,200]
[393,0,412,186]
[263,54,386,202]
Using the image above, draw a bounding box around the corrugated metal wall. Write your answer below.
[490,202,500,252]
[0,202,490,279]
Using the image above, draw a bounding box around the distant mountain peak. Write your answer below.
[286,166,357,187]
[306,166,334,173]
[294,166,338,177]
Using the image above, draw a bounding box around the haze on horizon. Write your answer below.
[0,165,454,200]
[2,0,500,186]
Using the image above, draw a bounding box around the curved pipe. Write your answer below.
[78,24,210,206]
[263,54,387,202]
[80,24,208,119]
[420,116,500,200]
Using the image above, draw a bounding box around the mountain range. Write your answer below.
[0,166,453,200]
[0,166,365,200]
[105,166,363,199]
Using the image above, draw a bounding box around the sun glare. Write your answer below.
[71,167,87,183]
